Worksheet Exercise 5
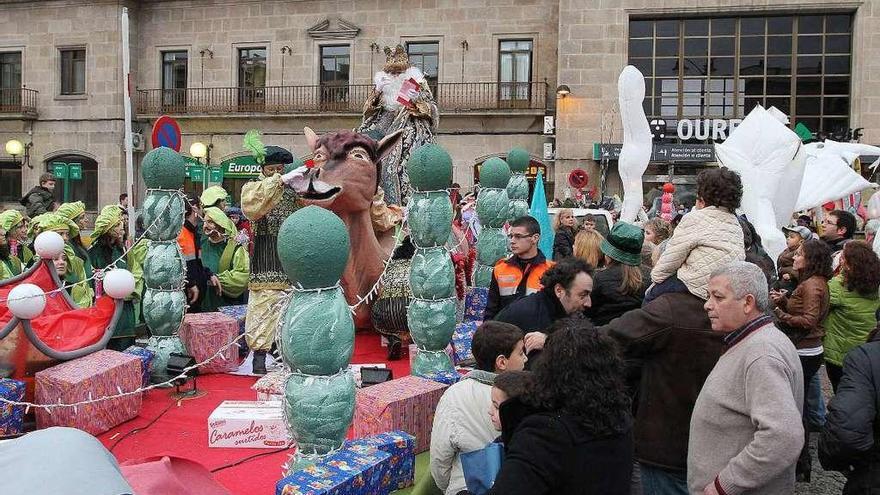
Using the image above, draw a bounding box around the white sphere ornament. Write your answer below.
[103,269,135,299]
[7,284,47,320]
[34,231,65,259]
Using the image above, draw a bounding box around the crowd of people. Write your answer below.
[423,167,880,495]
[0,172,254,351]
[3,163,880,494]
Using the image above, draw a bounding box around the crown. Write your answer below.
[382,44,410,72]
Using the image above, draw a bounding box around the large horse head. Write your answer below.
[293,127,402,215]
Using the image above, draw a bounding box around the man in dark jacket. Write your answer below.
[20,173,56,218]
[597,291,724,493]
[494,258,593,367]
[819,336,880,494]
[821,209,856,254]
[484,216,554,320]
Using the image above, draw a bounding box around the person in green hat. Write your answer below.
[0,227,14,281]
[586,221,650,325]
[200,186,229,210]
[199,206,250,312]
[0,210,32,274]
[88,204,145,350]
[56,201,93,283]
[29,212,94,308]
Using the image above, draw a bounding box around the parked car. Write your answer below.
[547,208,614,237]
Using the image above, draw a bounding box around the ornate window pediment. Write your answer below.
[307,18,361,40]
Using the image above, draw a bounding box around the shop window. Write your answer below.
[0,161,21,202]
[627,13,853,139]
[46,155,97,210]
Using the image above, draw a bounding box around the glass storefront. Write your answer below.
[628,14,853,141]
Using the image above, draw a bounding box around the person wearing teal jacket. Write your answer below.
[199,206,250,312]
[822,240,880,391]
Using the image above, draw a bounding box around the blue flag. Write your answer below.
[529,170,555,260]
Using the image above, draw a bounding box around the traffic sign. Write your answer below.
[68,163,82,180]
[151,115,182,152]
[209,167,223,183]
[190,166,205,182]
[52,162,68,179]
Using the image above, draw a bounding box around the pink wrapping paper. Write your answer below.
[352,375,448,454]
[179,312,242,374]
[35,350,142,435]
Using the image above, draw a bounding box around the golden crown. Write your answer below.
[382,45,410,72]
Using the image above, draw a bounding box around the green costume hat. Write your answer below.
[0,210,25,233]
[57,201,86,236]
[200,186,229,208]
[203,207,237,238]
[601,221,644,266]
[92,205,123,239]
[243,129,293,167]
[28,213,75,238]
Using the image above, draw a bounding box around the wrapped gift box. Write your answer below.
[451,321,479,366]
[122,346,155,388]
[276,446,391,495]
[34,350,142,435]
[179,312,242,374]
[347,431,416,492]
[463,287,489,322]
[218,305,248,357]
[0,378,25,436]
[352,375,447,454]
[252,370,289,401]
[421,370,461,386]
[208,400,290,449]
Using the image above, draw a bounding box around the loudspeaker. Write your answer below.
[360,367,393,387]
[166,353,198,379]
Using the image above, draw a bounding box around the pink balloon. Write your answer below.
[662,192,673,203]
[661,203,672,214]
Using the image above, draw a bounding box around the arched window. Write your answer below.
[45,154,98,211]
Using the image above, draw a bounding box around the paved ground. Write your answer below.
[795,366,847,495]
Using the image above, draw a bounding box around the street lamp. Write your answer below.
[556,85,571,98]
[5,139,32,168]
[189,142,212,164]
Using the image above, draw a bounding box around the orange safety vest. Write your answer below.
[492,256,554,299]
[177,227,197,261]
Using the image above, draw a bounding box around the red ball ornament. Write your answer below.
[663,183,675,194]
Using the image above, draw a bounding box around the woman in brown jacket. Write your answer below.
[770,238,833,482]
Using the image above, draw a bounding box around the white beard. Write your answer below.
[374,66,426,112]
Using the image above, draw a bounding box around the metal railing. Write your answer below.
[0,87,38,115]
[136,81,547,115]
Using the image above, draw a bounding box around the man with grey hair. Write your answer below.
[688,261,804,495]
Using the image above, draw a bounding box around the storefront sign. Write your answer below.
[652,144,715,162]
[593,143,715,163]
[543,116,555,135]
[221,156,261,179]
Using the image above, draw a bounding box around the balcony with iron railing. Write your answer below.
[0,87,38,117]
[135,81,547,116]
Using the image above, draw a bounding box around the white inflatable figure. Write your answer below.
[616,65,652,223]
[794,139,880,211]
[715,105,805,265]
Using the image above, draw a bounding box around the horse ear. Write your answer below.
[304,127,319,151]
[376,129,403,162]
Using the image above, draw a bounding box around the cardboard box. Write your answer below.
[208,400,290,449]
[252,370,288,401]
[347,431,416,493]
[122,346,155,388]
[352,376,447,454]
[276,446,391,495]
[451,321,479,366]
[179,312,242,374]
[0,379,25,436]
[463,287,489,322]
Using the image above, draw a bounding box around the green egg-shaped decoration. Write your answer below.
[507,148,530,173]
[473,265,494,288]
[285,371,356,455]
[277,206,350,289]
[479,157,511,189]
[145,335,186,383]
[407,144,453,191]
[412,349,455,376]
[141,147,186,189]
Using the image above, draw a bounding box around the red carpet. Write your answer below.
[97,332,411,495]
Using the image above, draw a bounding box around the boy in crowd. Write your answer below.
[430,321,527,495]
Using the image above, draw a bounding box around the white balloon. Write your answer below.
[103,269,135,299]
[7,283,47,320]
[34,231,65,259]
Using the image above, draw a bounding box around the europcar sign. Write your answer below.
[222,156,261,179]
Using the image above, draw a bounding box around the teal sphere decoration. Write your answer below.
[507,148,530,173]
[141,147,186,189]
[479,157,511,188]
[407,144,453,191]
[277,206,350,289]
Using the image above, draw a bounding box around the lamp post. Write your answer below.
[189,141,213,189]
[5,139,32,168]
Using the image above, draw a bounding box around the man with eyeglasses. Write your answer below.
[821,209,856,256]
[483,216,554,320]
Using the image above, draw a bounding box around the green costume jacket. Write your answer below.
[823,275,880,367]
[199,237,250,312]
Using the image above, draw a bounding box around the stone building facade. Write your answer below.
[0,0,875,213]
